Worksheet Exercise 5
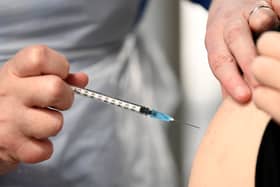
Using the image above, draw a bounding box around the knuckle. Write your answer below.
[27,45,49,69]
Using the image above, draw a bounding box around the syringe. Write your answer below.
[72,86,199,128]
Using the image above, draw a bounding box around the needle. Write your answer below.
[169,120,200,129]
[73,86,200,129]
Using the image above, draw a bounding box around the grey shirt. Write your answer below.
[0,0,138,62]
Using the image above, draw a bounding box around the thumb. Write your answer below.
[66,72,89,88]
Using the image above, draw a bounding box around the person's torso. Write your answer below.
[0,1,180,187]
[0,0,140,63]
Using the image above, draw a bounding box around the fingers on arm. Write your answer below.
[206,28,251,103]
[252,57,280,122]
[253,32,280,88]
[252,32,280,123]
[224,19,258,86]
[252,56,280,89]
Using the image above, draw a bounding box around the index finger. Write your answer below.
[9,45,70,79]
[224,19,258,87]
[206,26,251,103]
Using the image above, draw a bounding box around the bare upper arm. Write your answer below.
[188,97,270,187]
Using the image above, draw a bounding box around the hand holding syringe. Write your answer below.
[0,44,198,176]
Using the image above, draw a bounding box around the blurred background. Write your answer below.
[140,0,221,186]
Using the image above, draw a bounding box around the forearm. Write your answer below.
[188,97,270,187]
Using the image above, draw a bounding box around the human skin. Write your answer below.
[0,45,88,174]
[252,31,280,124]
[206,0,279,103]
[188,97,270,187]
